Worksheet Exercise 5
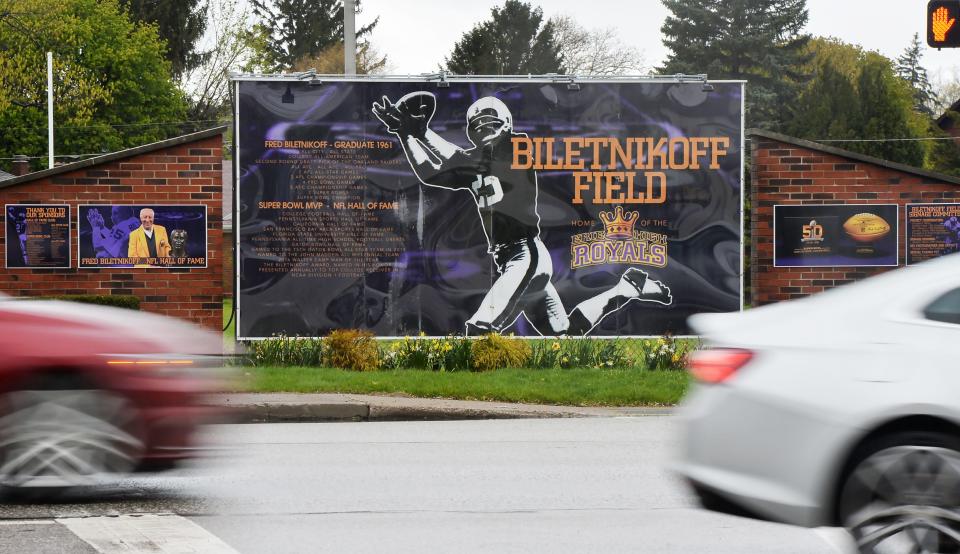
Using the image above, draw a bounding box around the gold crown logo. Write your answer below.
[599,206,639,240]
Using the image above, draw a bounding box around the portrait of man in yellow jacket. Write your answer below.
[128,208,171,265]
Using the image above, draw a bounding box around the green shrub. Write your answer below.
[439,335,474,371]
[381,335,473,371]
[249,336,324,367]
[528,339,564,368]
[324,329,379,371]
[529,338,632,369]
[471,333,531,371]
[30,294,140,310]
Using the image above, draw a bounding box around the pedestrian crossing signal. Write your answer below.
[928,1,960,47]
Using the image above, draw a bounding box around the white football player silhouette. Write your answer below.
[87,206,140,258]
[373,91,672,335]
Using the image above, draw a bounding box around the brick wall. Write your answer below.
[0,129,225,330]
[751,130,960,307]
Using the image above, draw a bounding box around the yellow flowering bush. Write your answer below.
[324,329,380,371]
[471,333,532,371]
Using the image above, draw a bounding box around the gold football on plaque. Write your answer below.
[842,213,890,243]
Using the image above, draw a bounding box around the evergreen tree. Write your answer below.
[659,0,810,130]
[118,0,207,79]
[787,60,859,141]
[445,0,564,75]
[857,54,926,167]
[249,0,378,72]
[894,33,937,117]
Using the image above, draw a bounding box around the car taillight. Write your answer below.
[688,348,753,383]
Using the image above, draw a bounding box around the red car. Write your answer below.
[0,296,228,493]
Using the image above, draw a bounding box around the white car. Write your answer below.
[676,253,960,554]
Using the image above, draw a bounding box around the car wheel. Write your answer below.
[0,380,145,493]
[839,431,960,554]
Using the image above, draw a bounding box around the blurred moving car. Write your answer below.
[0,297,228,495]
[676,253,960,554]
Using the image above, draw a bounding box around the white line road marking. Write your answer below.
[57,513,238,553]
[814,527,856,554]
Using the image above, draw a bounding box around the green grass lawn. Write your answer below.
[224,298,694,406]
[237,365,690,406]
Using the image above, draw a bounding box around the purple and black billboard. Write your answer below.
[235,78,743,338]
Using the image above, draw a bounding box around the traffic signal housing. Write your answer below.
[928,0,960,47]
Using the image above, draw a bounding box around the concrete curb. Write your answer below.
[207,393,674,423]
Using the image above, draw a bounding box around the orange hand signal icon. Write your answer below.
[933,6,956,42]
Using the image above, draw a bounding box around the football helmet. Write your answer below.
[466,97,512,147]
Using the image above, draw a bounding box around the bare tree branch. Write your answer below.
[550,14,647,75]
[179,0,253,121]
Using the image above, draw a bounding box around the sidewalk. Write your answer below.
[207,393,674,423]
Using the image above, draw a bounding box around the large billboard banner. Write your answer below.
[78,204,208,268]
[774,204,899,267]
[236,78,743,338]
[5,204,71,268]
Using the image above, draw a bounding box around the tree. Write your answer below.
[659,0,810,129]
[786,39,928,167]
[445,0,564,75]
[0,0,188,170]
[856,54,927,167]
[248,0,378,72]
[118,0,207,79]
[932,66,960,115]
[550,15,645,75]
[290,41,387,75]
[895,33,937,117]
[787,57,859,142]
[181,0,253,121]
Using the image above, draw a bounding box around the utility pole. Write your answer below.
[344,0,356,75]
[47,51,54,169]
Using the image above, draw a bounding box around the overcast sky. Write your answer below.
[353,0,959,85]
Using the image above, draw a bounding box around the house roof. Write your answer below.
[0,169,15,182]
[747,128,960,186]
[0,126,228,191]
[937,98,960,129]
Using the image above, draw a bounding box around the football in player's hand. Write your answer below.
[843,213,890,243]
[373,92,435,136]
[395,92,436,121]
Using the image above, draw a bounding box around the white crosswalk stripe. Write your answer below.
[57,513,238,553]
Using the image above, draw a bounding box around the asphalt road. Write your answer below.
[0,417,854,553]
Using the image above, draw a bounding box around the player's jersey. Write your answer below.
[438,132,540,250]
[92,216,140,257]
